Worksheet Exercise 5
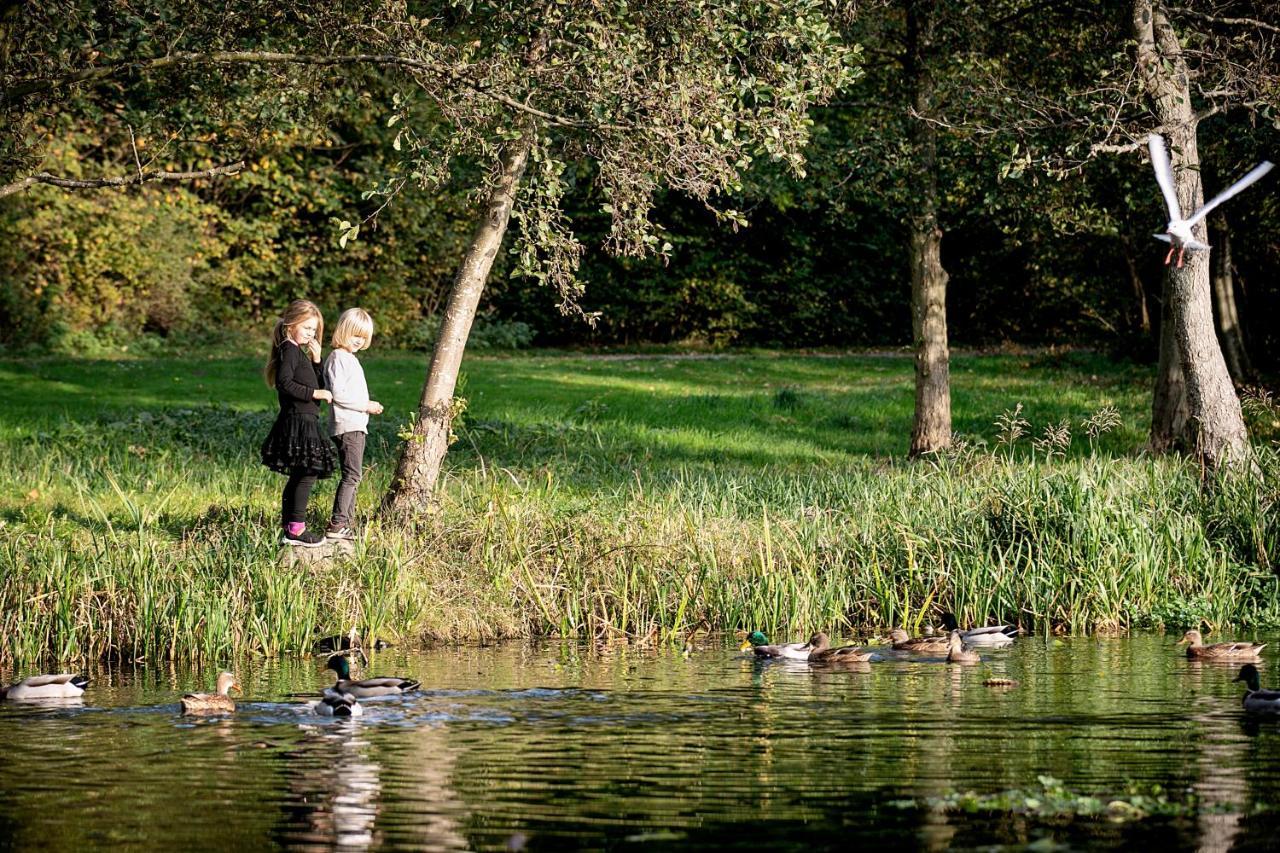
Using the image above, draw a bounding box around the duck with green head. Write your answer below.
[326,655,421,699]
[1233,664,1280,713]
[740,631,813,660]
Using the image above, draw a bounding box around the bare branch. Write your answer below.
[0,160,245,199]
[5,50,626,132]
[1169,6,1280,35]
[127,125,144,182]
[1088,103,1229,155]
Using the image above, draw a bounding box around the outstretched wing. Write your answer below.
[1148,134,1182,222]
[1186,161,1275,227]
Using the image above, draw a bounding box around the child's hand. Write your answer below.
[367,401,384,415]
[307,341,322,362]
[314,389,333,403]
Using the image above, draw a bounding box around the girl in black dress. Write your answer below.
[260,300,337,546]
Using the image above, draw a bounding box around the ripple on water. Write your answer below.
[2,635,1280,851]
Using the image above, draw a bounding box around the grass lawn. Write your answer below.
[0,347,1151,475]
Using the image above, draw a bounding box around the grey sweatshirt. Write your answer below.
[323,348,370,436]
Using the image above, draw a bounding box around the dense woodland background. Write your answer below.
[1,2,1277,374]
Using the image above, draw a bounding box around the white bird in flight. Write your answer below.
[1147,133,1274,268]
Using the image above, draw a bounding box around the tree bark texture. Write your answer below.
[1210,217,1253,383]
[906,0,951,456]
[1150,293,1190,451]
[381,134,533,516]
[1132,0,1249,467]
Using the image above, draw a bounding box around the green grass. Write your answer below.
[1,348,1277,665]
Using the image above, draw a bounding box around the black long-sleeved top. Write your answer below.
[276,340,325,416]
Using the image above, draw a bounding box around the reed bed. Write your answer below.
[1,353,1277,664]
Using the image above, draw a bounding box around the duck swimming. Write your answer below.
[940,613,1017,647]
[740,631,814,660]
[805,633,876,663]
[180,672,239,715]
[1179,630,1265,661]
[888,629,949,653]
[326,654,421,699]
[1233,664,1280,713]
[946,630,982,665]
[0,673,90,700]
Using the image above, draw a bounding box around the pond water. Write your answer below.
[2,635,1279,851]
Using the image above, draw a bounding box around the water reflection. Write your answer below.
[281,723,382,850]
[1,636,1280,851]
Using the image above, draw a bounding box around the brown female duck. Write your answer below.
[806,633,876,663]
[888,629,949,653]
[1178,630,1265,661]
[946,630,982,665]
[180,672,240,714]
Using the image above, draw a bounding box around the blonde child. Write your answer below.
[260,300,336,547]
[322,308,383,540]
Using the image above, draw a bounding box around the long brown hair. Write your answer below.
[263,300,324,387]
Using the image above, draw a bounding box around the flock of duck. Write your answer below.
[0,652,420,717]
[1,617,1277,715]
[741,615,1280,713]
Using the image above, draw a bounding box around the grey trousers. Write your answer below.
[330,431,366,526]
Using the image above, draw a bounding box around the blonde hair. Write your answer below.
[331,307,374,350]
[263,299,325,387]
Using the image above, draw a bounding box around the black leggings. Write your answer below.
[282,471,319,525]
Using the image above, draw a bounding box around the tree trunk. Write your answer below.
[910,226,950,455]
[381,134,533,516]
[1150,291,1189,451]
[906,0,951,456]
[1132,0,1249,467]
[1210,216,1253,384]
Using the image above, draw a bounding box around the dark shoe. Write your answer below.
[281,528,326,547]
[325,524,357,541]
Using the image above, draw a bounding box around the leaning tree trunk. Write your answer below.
[381,134,533,516]
[1210,216,1254,384]
[906,0,951,456]
[1133,0,1249,467]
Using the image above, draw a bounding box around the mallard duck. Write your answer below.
[180,672,239,714]
[940,613,1017,647]
[888,628,949,653]
[1179,630,1265,661]
[313,687,363,717]
[740,631,814,660]
[1233,664,1280,713]
[326,654,421,699]
[806,633,876,663]
[946,630,982,664]
[0,673,90,700]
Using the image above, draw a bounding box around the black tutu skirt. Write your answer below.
[260,411,337,477]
